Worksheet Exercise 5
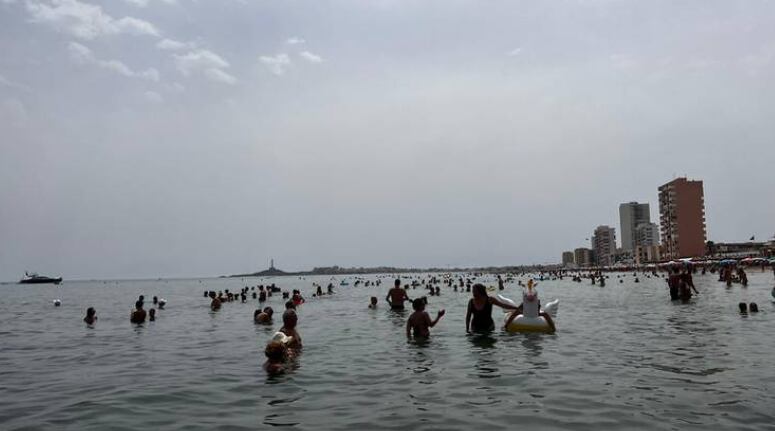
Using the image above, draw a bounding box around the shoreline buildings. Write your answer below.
[563,177,710,267]
[574,248,593,266]
[619,202,651,252]
[592,226,617,266]
[658,177,707,259]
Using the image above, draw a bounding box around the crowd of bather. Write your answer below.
[62,262,773,375]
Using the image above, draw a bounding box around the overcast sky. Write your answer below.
[1,0,774,280]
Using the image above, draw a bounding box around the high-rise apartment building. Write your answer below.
[574,248,593,267]
[561,251,575,266]
[592,225,617,266]
[658,177,707,259]
[635,222,660,247]
[619,202,651,251]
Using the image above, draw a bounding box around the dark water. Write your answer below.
[1,271,774,430]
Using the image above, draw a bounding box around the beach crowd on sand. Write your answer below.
[60,260,774,376]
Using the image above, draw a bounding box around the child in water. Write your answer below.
[264,341,288,375]
[368,297,378,309]
[504,280,556,333]
[406,298,445,339]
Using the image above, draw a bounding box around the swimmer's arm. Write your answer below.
[386,292,392,306]
[406,319,412,338]
[429,309,444,328]
[490,296,519,311]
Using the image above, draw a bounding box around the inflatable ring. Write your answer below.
[506,315,553,333]
[497,294,559,334]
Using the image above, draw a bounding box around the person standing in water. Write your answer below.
[130,301,147,324]
[84,307,97,325]
[406,298,445,339]
[466,283,520,333]
[386,279,411,310]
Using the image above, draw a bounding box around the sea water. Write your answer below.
[1,272,774,430]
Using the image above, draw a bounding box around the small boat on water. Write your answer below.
[19,272,62,285]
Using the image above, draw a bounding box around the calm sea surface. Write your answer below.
[1,271,774,430]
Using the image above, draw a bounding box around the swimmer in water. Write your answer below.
[149,308,156,322]
[749,302,759,313]
[264,341,288,375]
[292,290,305,305]
[368,297,378,309]
[386,279,411,310]
[466,283,520,333]
[209,291,222,311]
[84,307,97,325]
[255,307,273,324]
[130,300,147,323]
[279,310,302,349]
[406,298,445,339]
[739,302,748,314]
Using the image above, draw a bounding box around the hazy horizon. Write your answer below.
[2,0,774,281]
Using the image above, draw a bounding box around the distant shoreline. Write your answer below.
[225,264,559,278]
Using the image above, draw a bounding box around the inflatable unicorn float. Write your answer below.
[497,279,559,333]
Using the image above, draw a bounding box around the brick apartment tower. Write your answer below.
[658,177,707,259]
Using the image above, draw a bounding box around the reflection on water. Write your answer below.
[467,332,498,349]
[520,333,545,358]
[0,272,774,430]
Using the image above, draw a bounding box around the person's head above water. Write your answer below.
[135,300,143,310]
[283,309,298,329]
[264,306,274,316]
[749,302,759,312]
[472,283,487,299]
[739,302,748,313]
[394,279,401,287]
[370,296,377,305]
[86,307,96,317]
[412,298,426,311]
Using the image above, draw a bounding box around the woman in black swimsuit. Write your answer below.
[466,283,520,333]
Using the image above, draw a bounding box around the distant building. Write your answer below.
[562,251,575,266]
[635,245,662,265]
[574,247,593,267]
[658,177,707,259]
[614,248,634,265]
[708,241,769,258]
[635,222,660,247]
[619,202,651,252]
[592,225,617,266]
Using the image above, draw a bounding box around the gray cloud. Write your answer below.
[68,41,160,81]
[173,48,236,84]
[259,53,291,75]
[156,38,188,51]
[299,50,322,63]
[26,0,159,40]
